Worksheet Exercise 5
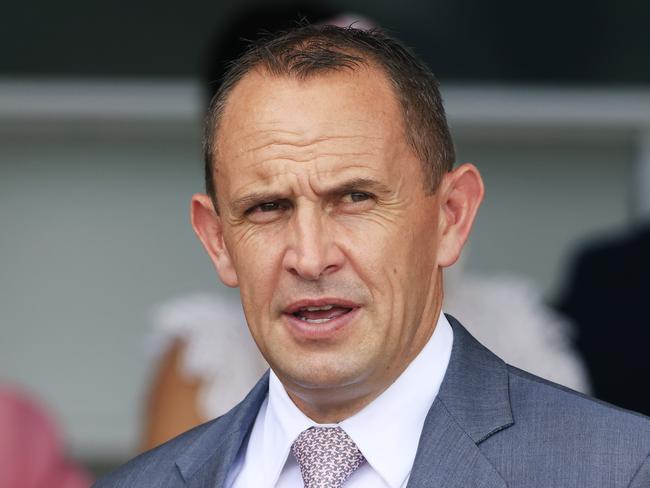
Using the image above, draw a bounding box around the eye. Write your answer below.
[246,200,287,213]
[342,191,371,203]
[337,191,375,213]
[258,202,282,212]
[245,199,291,223]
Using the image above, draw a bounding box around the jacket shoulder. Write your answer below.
[501,365,650,483]
[508,364,650,432]
[94,372,269,487]
[93,420,215,487]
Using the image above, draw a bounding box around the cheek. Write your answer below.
[358,213,437,295]
[228,229,284,300]
[228,222,284,269]
[337,219,406,297]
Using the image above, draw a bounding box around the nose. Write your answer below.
[282,204,345,281]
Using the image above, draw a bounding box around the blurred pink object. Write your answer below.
[0,386,92,488]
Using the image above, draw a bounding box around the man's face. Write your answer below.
[205,66,447,409]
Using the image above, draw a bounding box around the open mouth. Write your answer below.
[291,304,353,324]
[284,300,357,325]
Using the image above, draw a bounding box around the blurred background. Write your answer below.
[1,0,649,480]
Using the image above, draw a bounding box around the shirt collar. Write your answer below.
[263,313,454,488]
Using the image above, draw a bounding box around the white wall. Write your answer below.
[0,103,235,458]
[456,130,633,294]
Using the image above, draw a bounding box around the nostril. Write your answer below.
[322,263,340,275]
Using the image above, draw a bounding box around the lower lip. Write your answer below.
[282,307,360,340]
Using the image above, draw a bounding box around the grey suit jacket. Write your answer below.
[95,316,650,487]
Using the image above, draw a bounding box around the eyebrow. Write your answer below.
[229,177,392,214]
[328,177,392,197]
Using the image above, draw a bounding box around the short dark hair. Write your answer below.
[203,24,455,210]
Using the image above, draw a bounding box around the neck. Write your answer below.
[287,388,377,424]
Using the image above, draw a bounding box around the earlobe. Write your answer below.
[436,163,484,268]
[190,193,239,287]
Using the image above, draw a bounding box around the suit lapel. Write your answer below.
[175,372,270,488]
[407,400,507,488]
[407,315,513,488]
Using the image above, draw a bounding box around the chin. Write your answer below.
[277,352,371,391]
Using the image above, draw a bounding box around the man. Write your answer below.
[96,25,650,487]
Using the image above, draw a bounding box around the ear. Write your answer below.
[190,193,239,287]
[436,163,484,268]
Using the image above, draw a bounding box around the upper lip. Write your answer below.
[283,298,360,315]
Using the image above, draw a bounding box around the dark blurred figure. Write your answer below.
[556,223,650,415]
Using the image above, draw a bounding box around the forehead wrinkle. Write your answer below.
[229,166,303,202]
[234,136,383,176]
[241,155,387,188]
[243,131,383,156]
[252,151,376,165]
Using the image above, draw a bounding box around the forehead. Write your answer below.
[213,65,413,196]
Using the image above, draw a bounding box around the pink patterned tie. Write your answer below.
[291,426,366,488]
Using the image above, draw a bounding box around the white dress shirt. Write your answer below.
[227,313,453,488]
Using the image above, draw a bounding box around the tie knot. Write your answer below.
[291,426,366,488]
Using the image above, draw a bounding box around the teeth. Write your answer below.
[300,317,331,323]
[303,305,334,312]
